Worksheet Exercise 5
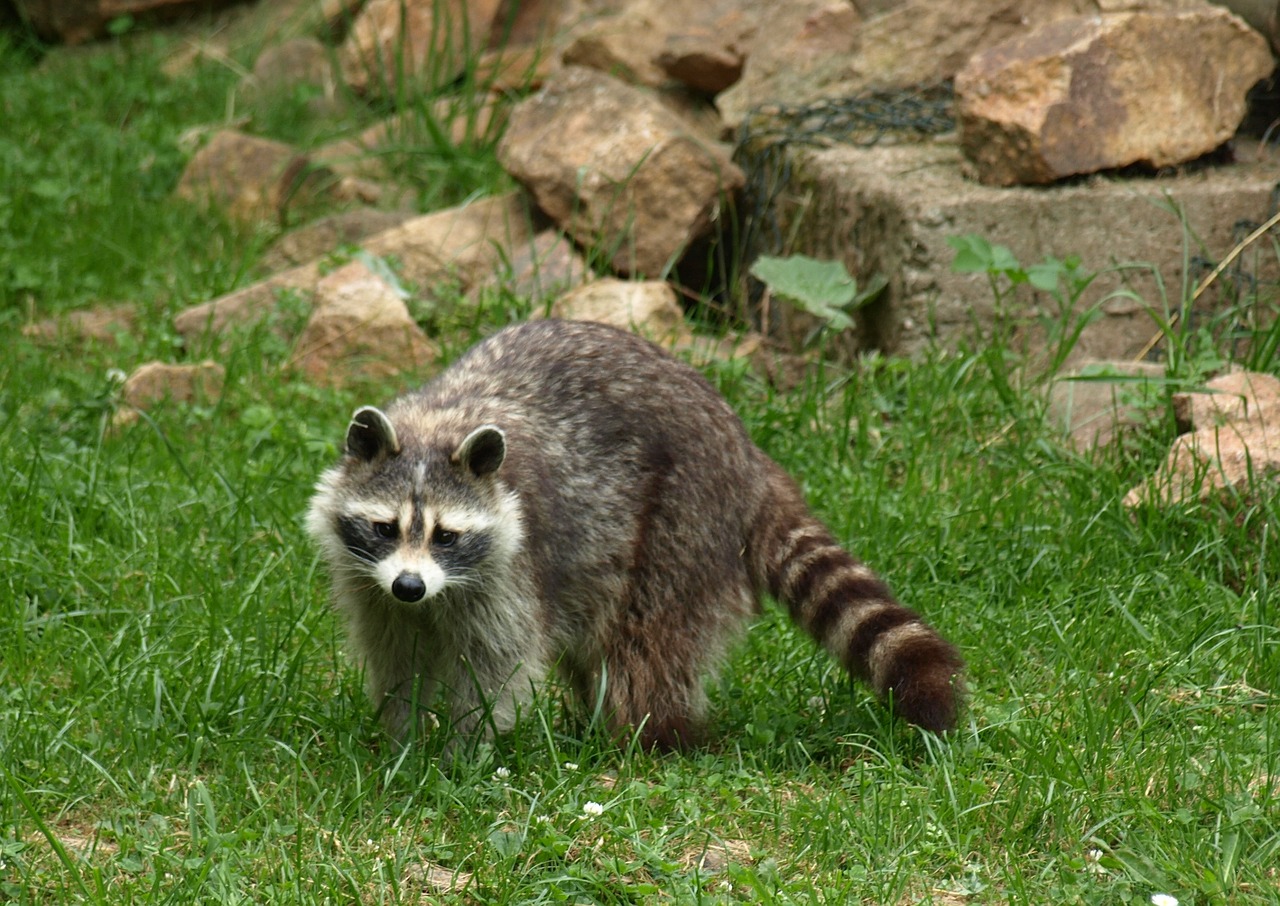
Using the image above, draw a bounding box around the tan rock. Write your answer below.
[1048,359,1166,450]
[483,231,591,305]
[242,37,344,117]
[1125,370,1280,506]
[714,0,862,131]
[488,0,579,47]
[114,360,225,427]
[23,304,137,347]
[955,9,1274,186]
[175,130,335,225]
[843,0,1087,95]
[291,260,438,386]
[560,0,680,88]
[314,96,509,183]
[498,66,743,277]
[547,278,689,344]
[1217,0,1280,51]
[474,44,560,91]
[339,0,504,96]
[260,209,420,272]
[174,193,536,341]
[656,41,744,96]
[1173,371,1280,432]
[1123,421,1280,506]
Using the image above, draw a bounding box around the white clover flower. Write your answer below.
[581,801,605,818]
[1151,894,1179,906]
[494,766,511,780]
[563,762,579,771]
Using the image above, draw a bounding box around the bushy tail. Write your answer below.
[749,464,963,732]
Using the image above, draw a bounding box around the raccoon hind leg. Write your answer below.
[596,584,754,752]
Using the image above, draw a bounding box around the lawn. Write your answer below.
[2,23,1278,906]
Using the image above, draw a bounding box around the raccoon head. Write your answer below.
[308,409,521,606]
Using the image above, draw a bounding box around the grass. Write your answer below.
[2,22,1280,906]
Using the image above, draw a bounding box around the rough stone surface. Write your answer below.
[174,193,536,341]
[1048,359,1166,449]
[780,140,1280,364]
[561,0,672,88]
[1173,370,1280,431]
[1124,372,1280,505]
[339,0,504,96]
[115,360,225,427]
[1218,0,1280,50]
[546,278,689,344]
[174,130,335,225]
[260,209,420,272]
[715,0,860,131]
[23,304,138,347]
[498,66,744,277]
[291,260,438,386]
[243,37,344,117]
[955,9,1275,186]
[480,231,591,305]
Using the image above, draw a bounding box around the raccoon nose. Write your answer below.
[391,573,427,603]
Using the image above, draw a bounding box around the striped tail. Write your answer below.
[750,465,963,732]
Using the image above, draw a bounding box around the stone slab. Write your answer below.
[780,139,1280,363]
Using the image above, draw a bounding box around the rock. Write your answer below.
[339,0,504,96]
[955,9,1274,186]
[547,278,689,344]
[1218,0,1280,52]
[1123,372,1280,506]
[474,43,560,91]
[160,0,364,77]
[773,139,1280,364]
[260,209,420,272]
[114,360,225,427]
[242,37,344,117]
[561,0,672,88]
[1048,359,1166,449]
[174,130,336,225]
[22,304,137,347]
[1173,371,1280,431]
[313,96,509,183]
[290,260,438,386]
[489,0,579,47]
[498,66,744,277]
[174,193,536,342]
[481,231,591,305]
[656,41,744,96]
[715,0,860,132]
[12,0,242,44]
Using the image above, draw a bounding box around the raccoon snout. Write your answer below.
[391,573,428,603]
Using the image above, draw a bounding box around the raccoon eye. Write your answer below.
[372,521,398,540]
[432,526,458,547]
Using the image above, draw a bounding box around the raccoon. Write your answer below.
[306,319,962,749]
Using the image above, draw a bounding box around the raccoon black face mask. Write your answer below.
[307,319,963,749]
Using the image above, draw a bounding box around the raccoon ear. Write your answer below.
[346,407,399,461]
[454,425,505,477]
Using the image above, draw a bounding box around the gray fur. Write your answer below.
[306,320,963,749]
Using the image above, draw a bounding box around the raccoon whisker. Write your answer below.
[345,547,380,565]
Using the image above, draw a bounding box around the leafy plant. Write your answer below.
[750,253,886,334]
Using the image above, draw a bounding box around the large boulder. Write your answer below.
[498,66,743,277]
[955,8,1274,185]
